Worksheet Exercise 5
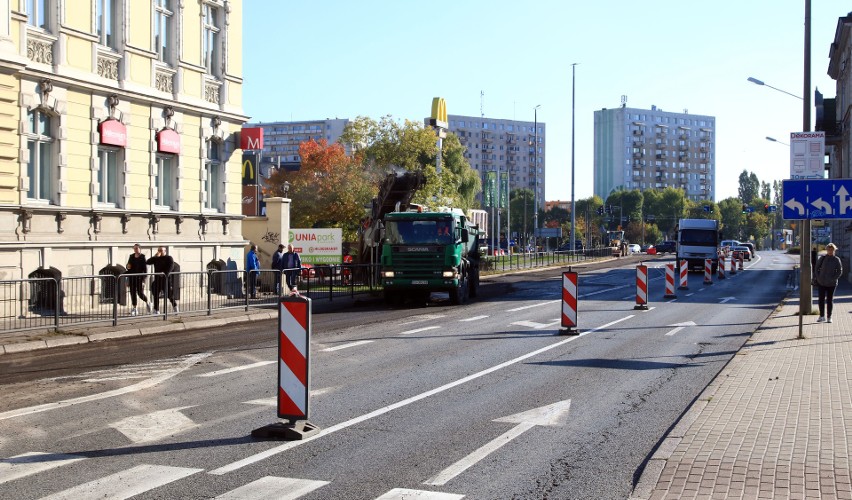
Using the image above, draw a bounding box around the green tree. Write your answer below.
[684,199,721,220]
[719,197,746,241]
[760,181,771,201]
[738,170,760,204]
[643,187,686,238]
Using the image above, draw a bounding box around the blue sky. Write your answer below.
[243,1,843,203]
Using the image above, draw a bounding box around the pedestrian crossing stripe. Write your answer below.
[0,452,86,485]
[38,464,201,500]
[213,476,329,499]
[375,488,465,499]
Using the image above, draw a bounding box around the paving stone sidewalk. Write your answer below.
[631,283,852,500]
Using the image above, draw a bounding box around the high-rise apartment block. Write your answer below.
[448,115,545,210]
[594,105,715,202]
[242,119,351,171]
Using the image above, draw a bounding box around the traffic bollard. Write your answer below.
[635,264,649,310]
[678,259,689,290]
[704,259,714,285]
[561,268,579,335]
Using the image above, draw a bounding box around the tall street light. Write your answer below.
[570,64,578,253]
[747,77,804,100]
[765,136,790,146]
[533,104,541,251]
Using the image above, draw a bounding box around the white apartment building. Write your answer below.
[594,105,716,202]
[448,115,546,211]
[243,119,350,171]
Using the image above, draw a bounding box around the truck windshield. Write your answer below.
[680,229,717,246]
[385,220,454,245]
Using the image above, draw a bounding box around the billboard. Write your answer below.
[289,228,343,264]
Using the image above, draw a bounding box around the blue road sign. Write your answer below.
[782,179,852,220]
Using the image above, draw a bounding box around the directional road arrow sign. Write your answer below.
[782,179,852,220]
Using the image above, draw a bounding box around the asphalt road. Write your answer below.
[0,251,797,499]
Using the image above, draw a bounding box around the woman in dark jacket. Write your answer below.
[814,243,843,323]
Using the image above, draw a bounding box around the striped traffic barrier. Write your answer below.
[704,259,714,285]
[739,252,744,270]
[634,264,649,310]
[718,256,726,280]
[678,259,689,290]
[730,252,737,275]
[252,295,320,440]
[664,263,677,298]
[561,268,579,335]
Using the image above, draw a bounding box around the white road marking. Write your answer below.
[214,476,329,499]
[399,314,446,325]
[375,489,464,500]
[460,315,488,322]
[109,406,198,443]
[39,464,201,500]
[209,315,633,475]
[621,295,633,300]
[425,400,572,486]
[399,326,441,335]
[321,340,374,352]
[667,299,677,303]
[511,320,562,330]
[0,353,211,421]
[685,293,694,297]
[0,452,85,485]
[665,321,697,336]
[196,361,276,377]
[244,386,334,407]
[506,300,560,312]
[642,307,656,312]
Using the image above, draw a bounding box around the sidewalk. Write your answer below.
[631,282,852,500]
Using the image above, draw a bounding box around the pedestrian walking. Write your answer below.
[283,244,302,291]
[246,244,260,298]
[271,244,285,294]
[125,244,151,316]
[146,247,178,314]
[814,242,843,323]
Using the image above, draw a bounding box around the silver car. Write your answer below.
[732,245,752,261]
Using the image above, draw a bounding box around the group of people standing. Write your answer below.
[125,244,178,316]
[246,243,301,298]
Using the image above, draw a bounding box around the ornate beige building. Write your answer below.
[0,0,248,280]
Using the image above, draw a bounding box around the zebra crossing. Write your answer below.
[0,453,464,499]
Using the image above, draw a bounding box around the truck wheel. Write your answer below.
[384,290,404,307]
[469,268,479,298]
[449,278,468,305]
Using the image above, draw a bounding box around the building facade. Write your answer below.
[826,11,852,282]
[0,0,248,281]
[594,105,715,202]
[447,114,546,211]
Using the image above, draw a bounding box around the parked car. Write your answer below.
[628,244,641,254]
[720,240,741,251]
[741,242,755,256]
[655,241,677,254]
[732,245,753,261]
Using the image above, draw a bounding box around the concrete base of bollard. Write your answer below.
[251,420,321,441]
[560,326,579,336]
[634,304,649,310]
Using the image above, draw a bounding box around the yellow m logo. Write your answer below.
[431,97,448,127]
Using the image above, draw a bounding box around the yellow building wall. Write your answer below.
[228,3,243,78]
[126,102,152,211]
[182,70,200,99]
[0,73,19,205]
[182,1,200,67]
[127,0,152,50]
[63,1,93,33]
[127,52,152,88]
[181,114,201,212]
[65,36,93,73]
[224,153,240,214]
[63,92,94,208]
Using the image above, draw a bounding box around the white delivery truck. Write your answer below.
[677,218,720,273]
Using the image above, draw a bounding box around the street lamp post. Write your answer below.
[765,136,790,146]
[570,63,578,254]
[533,104,540,252]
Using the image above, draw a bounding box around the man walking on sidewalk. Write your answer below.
[147,247,178,314]
[125,244,151,316]
[246,244,260,299]
[814,242,843,323]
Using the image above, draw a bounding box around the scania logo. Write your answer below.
[405,247,429,252]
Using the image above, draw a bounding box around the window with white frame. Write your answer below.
[204,140,222,211]
[155,155,175,209]
[25,109,54,201]
[154,0,174,64]
[202,3,221,74]
[96,0,118,48]
[26,0,49,30]
[97,148,120,205]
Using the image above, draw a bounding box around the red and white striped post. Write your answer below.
[561,268,579,335]
[718,256,726,280]
[678,259,689,290]
[664,263,677,298]
[738,252,744,270]
[730,252,737,275]
[703,259,714,285]
[634,264,649,310]
[252,295,320,440]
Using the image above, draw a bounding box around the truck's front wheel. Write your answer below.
[449,275,468,305]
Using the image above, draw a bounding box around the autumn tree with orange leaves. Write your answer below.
[265,139,380,240]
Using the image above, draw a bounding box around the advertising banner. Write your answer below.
[499,172,509,208]
[484,171,496,208]
[289,228,343,264]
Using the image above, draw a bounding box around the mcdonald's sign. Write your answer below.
[240,127,264,150]
[242,153,258,186]
[427,97,448,129]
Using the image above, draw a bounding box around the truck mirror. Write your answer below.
[461,229,469,243]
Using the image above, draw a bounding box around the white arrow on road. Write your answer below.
[784,198,805,215]
[664,321,697,336]
[719,297,737,304]
[423,400,572,486]
[837,185,852,215]
[811,197,833,215]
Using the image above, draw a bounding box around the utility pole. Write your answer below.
[570,63,578,253]
[799,0,812,338]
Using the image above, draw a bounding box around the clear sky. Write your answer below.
[242,1,843,203]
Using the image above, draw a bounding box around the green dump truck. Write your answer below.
[380,209,481,305]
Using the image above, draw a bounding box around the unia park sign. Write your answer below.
[290,229,343,264]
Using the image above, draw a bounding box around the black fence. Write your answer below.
[1,248,617,334]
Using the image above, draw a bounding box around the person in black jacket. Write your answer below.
[125,244,151,316]
[146,246,178,314]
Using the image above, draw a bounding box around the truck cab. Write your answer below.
[677,219,720,273]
